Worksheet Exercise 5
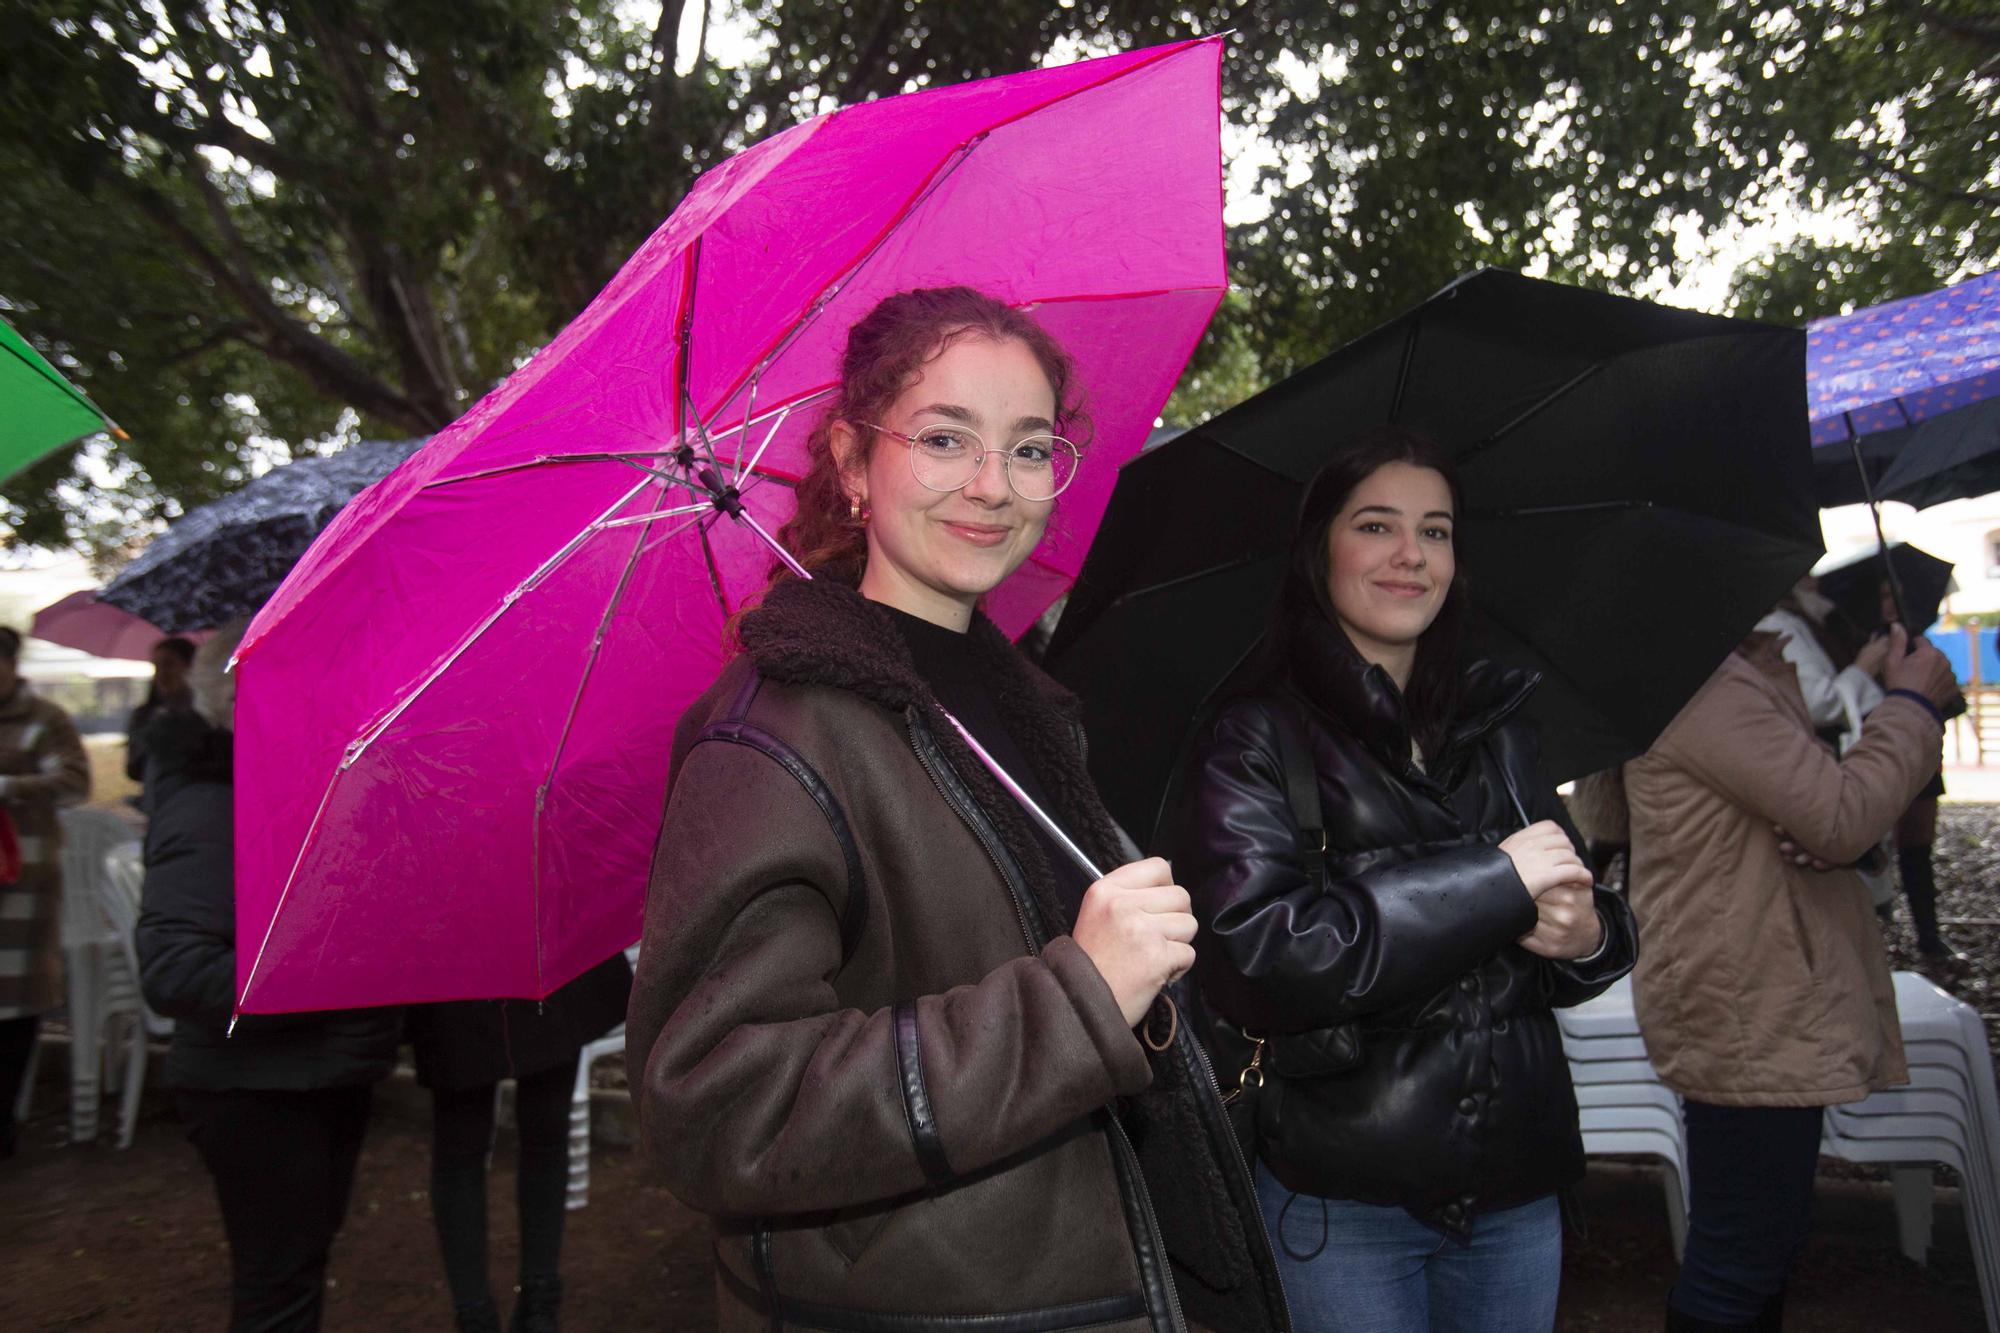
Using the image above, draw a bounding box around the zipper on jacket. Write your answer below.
[906,708,1190,1332]
[1105,1113,1188,1333]
[1177,1014,1293,1332]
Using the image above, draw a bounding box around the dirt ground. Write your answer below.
[3,807,1997,1331]
[0,1096,1985,1331]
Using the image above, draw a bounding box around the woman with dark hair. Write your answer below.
[1173,428,1638,1330]
[625,286,1289,1331]
[126,634,199,798]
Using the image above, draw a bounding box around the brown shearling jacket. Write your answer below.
[627,578,1288,1332]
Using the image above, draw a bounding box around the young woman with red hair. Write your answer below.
[626,287,1289,1332]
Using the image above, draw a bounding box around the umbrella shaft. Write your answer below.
[940,709,1106,881]
[1849,437,1914,633]
[711,487,1101,879]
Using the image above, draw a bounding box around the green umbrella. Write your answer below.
[1,316,123,480]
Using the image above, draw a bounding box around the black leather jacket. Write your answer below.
[1174,624,1638,1237]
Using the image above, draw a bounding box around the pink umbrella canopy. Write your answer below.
[232,39,1228,1014]
[31,590,206,661]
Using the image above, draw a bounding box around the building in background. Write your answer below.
[0,553,150,735]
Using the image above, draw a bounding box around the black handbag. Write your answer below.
[1216,694,1361,1161]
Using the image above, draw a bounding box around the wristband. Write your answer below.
[1883,688,1946,728]
[1570,910,1611,966]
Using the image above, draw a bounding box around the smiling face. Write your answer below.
[1323,460,1457,671]
[834,333,1059,629]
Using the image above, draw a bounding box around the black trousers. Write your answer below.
[177,1084,375,1333]
[0,1014,39,1153]
[428,1053,578,1306]
[1670,1100,1825,1326]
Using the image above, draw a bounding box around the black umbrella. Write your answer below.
[1812,396,2000,512]
[1045,270,1822,841]
[102,437,425,631]
[1815,542,1956,637]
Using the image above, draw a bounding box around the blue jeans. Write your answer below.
[1254,1160,1562,1332]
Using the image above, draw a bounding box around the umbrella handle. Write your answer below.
[697,465,1104,881]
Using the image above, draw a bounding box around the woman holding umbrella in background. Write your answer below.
[1173,429,1637,1331]
[625,287,1289,1332]
[1624,611,1956,1330]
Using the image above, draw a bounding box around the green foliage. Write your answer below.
[2,1,1994,559]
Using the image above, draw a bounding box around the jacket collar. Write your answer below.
[736,577,1125,926]
[0,681,36,721]
[1285,613,1539,782]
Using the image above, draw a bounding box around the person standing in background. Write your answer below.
[138,625,401,1331]
[126,635,199,806]
[1625,619,1956,1330]
[407,953,631,1333]
[0,624,91,1158]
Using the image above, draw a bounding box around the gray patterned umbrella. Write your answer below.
[101,437,425,632]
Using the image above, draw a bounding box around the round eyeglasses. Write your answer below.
[861,422,1081,502]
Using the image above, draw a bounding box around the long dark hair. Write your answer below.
[1275,426,1470,759]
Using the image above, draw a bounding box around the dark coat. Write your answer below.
[135,714,401,1092]
[408,952,632,1090]
[626,578,1289,1333]
[1174,618,1638,1237]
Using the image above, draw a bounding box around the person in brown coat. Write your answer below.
[626,288,1290,1332]
[1624,621,1957,1331]
[0,624,91,1157]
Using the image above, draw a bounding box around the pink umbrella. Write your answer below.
[31,590,207,661]
[232,39,1227,1014]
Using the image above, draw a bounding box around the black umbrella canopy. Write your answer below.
[1047,270,1822,842]
[102,437,426,632]
[1815,542,1956,636]
[1813,395,2000,512]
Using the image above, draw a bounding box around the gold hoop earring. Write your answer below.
[848,498,862,520]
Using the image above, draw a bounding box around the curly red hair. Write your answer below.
[771,287,1087,589]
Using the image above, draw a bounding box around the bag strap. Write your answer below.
[1269,695,1326,863]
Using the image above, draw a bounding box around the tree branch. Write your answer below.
[1855,144,2000,207]
[125,182,442,433]
[838,1,903,105]
[1891,0,2000,56]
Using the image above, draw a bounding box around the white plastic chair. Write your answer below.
[95,841,166,1148]
[1810,973,2000,1333]
[1565,1055,1667,1086]
[1575,1120,1690,1258]
[21,809,140,1145]
[1560,981,1691,1259]
[565,944,640,1211]
[566,1029,625,1211]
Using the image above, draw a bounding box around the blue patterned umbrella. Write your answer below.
[101,438,424,632]
[1810,271,2000,445]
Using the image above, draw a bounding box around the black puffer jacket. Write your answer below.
[1174,621,1637,1238]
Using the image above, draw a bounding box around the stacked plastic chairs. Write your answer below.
[97,840,169,1147]
[1820,971,1999,1333]
[1557,975,1690,1258]
[565,944,641,1211]
[15,809,152,1146]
